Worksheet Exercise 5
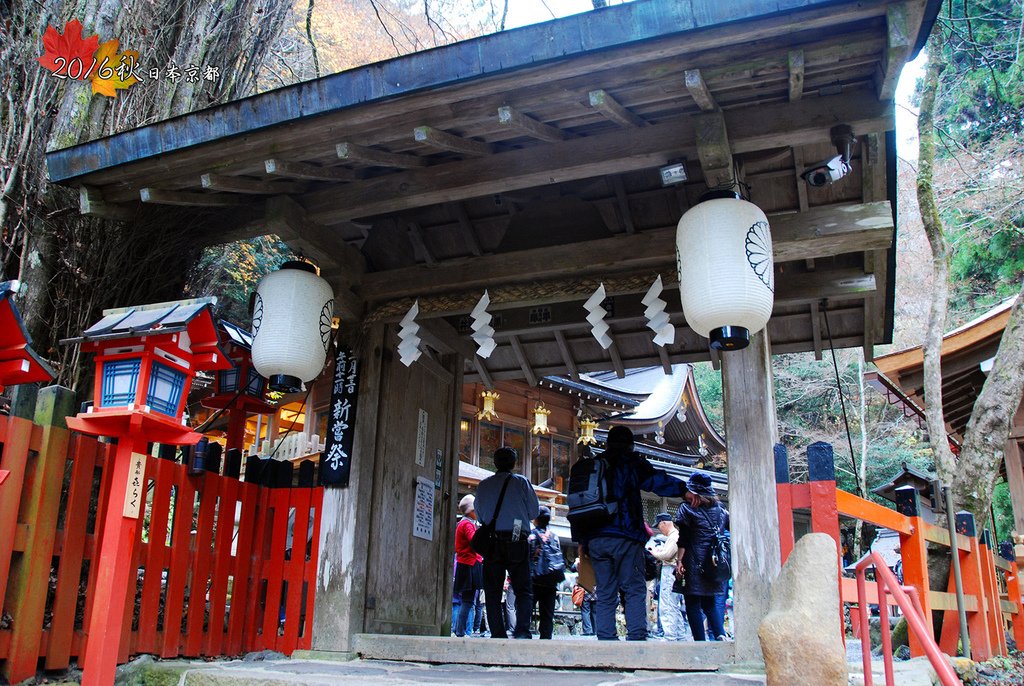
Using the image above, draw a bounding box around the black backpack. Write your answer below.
[566,456,618,538]
[701,508,731,584]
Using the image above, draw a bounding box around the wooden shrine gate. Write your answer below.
[776,441,1024,661]
[0,389,323,683]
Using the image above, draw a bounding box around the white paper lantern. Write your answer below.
[251,261,334,392]
[676,192,774,351]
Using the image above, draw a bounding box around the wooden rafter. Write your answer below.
[139,188,248,206]
[608,338,626,379]
[336,142,427,168]
[497,106,569,142]
[877,2,911,100]
[509,335,538,386]
[264,158,355,181]
[587,89,646,128]
[788,49,805,102]
[612,176,635,234]
[414,126,493,156]
[792,146,810,212]
[694,111,734,188]
[79,185,134,221]
[474,355,495,388]
[451,203,483,257]
[304,93,893,224]
[553,330,580,381]
[657,344,672,375]
[407,221,436,264]
[200,173,306,195]
[684,69,718,112]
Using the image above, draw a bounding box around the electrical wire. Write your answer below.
[821,302,864,497]
[268,385,312,460]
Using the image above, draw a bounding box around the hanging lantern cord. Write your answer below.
[821,301,864,498]
[193,384,247,434]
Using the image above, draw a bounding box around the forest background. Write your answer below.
[1,0,1022,541]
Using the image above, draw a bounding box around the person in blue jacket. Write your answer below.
[578,426,687,641]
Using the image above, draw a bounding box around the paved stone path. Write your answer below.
[181,658,768,685]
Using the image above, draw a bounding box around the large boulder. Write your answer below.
[759,533,848,686]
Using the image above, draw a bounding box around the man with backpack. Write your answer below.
[568,426,687,641]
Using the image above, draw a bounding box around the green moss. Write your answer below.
[141,665,191,686]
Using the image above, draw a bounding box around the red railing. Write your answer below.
[0,398,323,683]
[855,551,962,686]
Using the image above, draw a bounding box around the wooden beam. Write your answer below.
[792,147,810,212]
[264,158,355,182]
[657,344,672,375]
[336,142,427,168]
[553,330,580,381]
[695,111,734,187]
[200,173,306,195]
[306,92,893,224]
[861,133,887,202]
[775,270,876,306]
[474,355,495,388]
[509,335,538,386]
[709,346,721,371]
[587,89,646,128]
[788,49,805,102]
[612,176,635,234]
[451,203,483,257]
[877,2,911,100]
[497,106,568,142]
[361,201,895,301]
[418,318,476,360]
[684,69,718,112]
[139,188,248,206]
[407,221,436,264]
[810,302,823,361]
[413,126,493,156]
[79,185,134,221]
[608,338,626,379]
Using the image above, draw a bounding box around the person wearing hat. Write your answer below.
[578,425,688,641]
[649,512,690,641]
[528,505,565,639]
[674,472,730,641]
[453,494,483,637]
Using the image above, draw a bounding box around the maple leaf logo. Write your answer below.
[91,40,140,98]
[38,19,100,80]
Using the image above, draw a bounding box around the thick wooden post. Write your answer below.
[894,486,933,658]
[775,444,794,564]
[311,324,385,652]
[957,511,993,661]
[82,432,148,686]
[979,529,1007,655]
[2,386,75,684]
[721,330,781,663]
[1004,439,1024,536]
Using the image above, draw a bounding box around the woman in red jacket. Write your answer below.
[454,494,483,637]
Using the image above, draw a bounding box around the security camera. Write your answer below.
[801,124,856,188]
[801,154,852,187]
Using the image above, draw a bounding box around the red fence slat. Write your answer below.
[136,458,174,655]
[161,468,196,658]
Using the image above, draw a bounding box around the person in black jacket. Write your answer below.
[674,472,730,641]
[528,506,565,639]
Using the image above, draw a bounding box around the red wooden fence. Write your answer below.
[776,441,1024,662]
[0,396,323,683]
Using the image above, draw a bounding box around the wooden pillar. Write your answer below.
[894,486,933,658]
[721,330,781,663]
[311,324,385,652]
[1004,439,1024,535]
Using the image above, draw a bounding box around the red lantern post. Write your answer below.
[62,299,229,686]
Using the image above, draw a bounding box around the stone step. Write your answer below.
[351,633,735,671]
[180,657,765,686]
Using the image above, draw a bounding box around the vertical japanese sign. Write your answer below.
[412,476,435,541]
[415,409,428,466]
[123,452,147,518]
[320,344,359,487]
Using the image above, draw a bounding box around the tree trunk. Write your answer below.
[916,44,958,485]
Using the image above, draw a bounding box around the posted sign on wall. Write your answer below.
[320,344,359,487]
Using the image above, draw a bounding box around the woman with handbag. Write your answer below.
[528,506,565,639]
[453,494,483,637]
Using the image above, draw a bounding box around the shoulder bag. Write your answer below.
[470,473,512,558]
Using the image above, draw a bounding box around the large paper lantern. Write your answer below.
[676,191,774,351]
[251,261,334,393]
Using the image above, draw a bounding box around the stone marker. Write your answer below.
[758,533,848,686]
